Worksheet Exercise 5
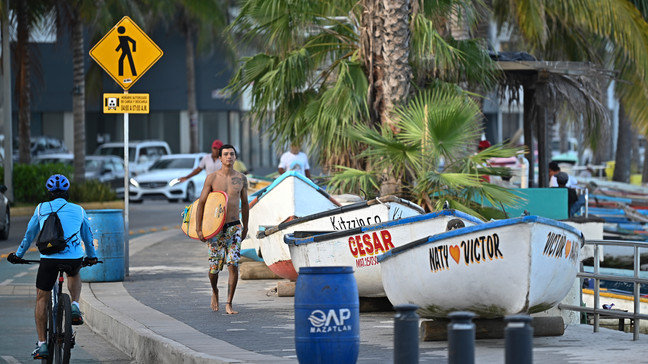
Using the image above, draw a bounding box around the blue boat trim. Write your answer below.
[377,215,584,263]
[249,171,334,203]
[589,194,633,203]
[283,209,485,246]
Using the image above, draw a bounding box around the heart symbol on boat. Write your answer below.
[565,241,571,258]
[449,245,460,264]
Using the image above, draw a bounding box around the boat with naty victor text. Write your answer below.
[283,210,484,297]
[246,171,341,278]
[377,215,584,318]
[257,195,425,280]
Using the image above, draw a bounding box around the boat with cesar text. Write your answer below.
[284,209,484,297]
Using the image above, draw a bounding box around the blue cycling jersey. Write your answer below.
[16,198,97,259]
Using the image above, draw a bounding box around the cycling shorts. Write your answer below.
[36,258,83,291]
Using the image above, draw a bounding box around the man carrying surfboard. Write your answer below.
[195,144,249,314]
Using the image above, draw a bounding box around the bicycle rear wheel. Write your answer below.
[53,293,73,364]
[44,297,55,364]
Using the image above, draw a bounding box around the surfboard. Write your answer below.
[181,191,228,240]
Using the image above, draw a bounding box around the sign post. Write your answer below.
[89,16,163,276]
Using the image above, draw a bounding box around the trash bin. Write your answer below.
[81,209,125,282]
[294,266,359,364]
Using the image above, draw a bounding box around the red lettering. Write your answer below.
[364,233,375,255]
[373,232,385,253]
[381,230,394,251]
[359,234,368,256]
[349,237,358,258]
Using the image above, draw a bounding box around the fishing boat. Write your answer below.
[377,215,584,318]
[247,174,274,194]
[258,196,425,280]
[284,210,484,297]
[246,171,341,277]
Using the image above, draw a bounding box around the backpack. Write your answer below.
[36,202,75,255]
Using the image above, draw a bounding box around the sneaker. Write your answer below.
[32,343,48,359]
[71,304,84,325]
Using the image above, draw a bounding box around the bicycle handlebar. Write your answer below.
[7,255,103,266]
[82,258,103,267]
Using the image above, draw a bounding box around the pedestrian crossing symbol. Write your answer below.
[89,16,163,90]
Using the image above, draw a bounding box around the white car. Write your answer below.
[94,140,172,176]
[128,153,207,203]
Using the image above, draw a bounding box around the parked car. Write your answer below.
[32,154,127,191]
[129,153,206,203]
[0,135,69,162]
[94,140,171,175]
[0,184,10,240]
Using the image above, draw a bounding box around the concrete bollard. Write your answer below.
[504,315,533,364]
[394,304,419,364]
[447,311,475,364]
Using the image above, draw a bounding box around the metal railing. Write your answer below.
[559,239,648,341]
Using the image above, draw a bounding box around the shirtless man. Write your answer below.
[195,144,249,314]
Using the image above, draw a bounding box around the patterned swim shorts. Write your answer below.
[208,221,242,274]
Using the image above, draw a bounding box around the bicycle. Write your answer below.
[11,256,102,364]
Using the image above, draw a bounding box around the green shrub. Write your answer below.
[0,164,116,203]
[69,179,117,202]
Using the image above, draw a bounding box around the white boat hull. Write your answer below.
[247,172,340,279]
[284,210,484,297]
[259,196,425,280]
[378,216,584,318]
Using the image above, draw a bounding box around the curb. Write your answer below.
[81,282,246,364]
[80,230,297,364]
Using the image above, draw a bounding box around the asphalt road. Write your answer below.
[0,200,182,363]
[0,200,184,255]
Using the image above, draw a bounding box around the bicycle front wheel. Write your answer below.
[45,296,55,364]
[53,293,73,364]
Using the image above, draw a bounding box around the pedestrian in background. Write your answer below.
[179,139,223,182]
[278,142,311,178]
[554,172,578,216]
[549,161,578,188]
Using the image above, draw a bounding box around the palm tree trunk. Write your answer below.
[16,1,31,164]
[72,17,86,182]
[378,0,411,129]
[363,0,412,130]
[613,104,632,183]
[363,0,412,195]
[186,28,199,153]
[642,144,648,184]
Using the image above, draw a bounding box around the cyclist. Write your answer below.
[7,174,98,359]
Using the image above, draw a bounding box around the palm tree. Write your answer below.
[492,0,648,182]
[225,0,521,210]
[51,1,90,183]
[143,0,231,153]
[12,0,49,164]
[227,0,500,170]
[328,87,522,217]
[51,0,143,183]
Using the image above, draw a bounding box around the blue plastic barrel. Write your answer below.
[81,209,125,282]
[295,266,359,364]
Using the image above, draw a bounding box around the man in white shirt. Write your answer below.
[278,142,311,178]
[179,139,223,182]
[549,161,578,188]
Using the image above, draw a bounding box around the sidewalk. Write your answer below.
[80,229,648,364]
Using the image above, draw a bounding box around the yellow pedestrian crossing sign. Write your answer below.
[89,16,163,90]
